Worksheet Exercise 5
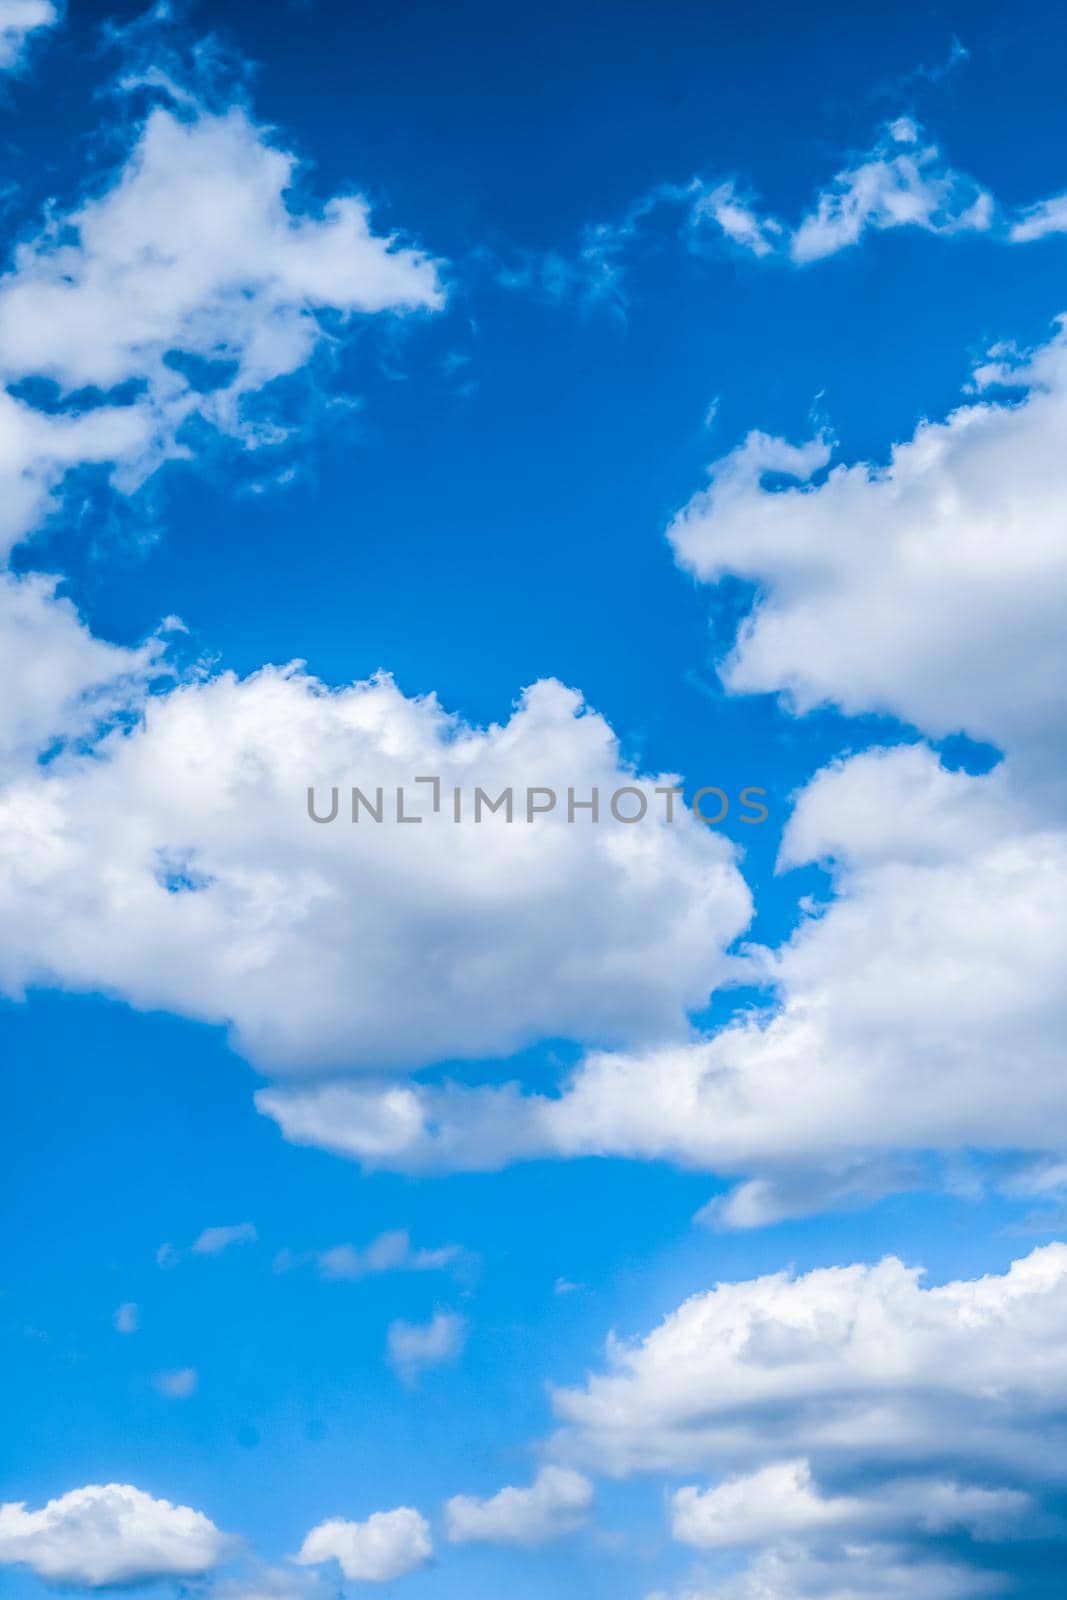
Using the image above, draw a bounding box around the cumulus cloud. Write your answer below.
[445,1465,593,1545]
[0,72,442,557]
[0,1483,230,1586]
[0,99,442,398]
[555,1249,1066,1595]
[667,322,1067,761]
[386,1309,467,1382]
[248,318,1067,1209]
[257,743,1067,1215]
[0,0,56,72]
[550,1243,1067,1476]
[294,1507,432,1583]
[0,663,751,1076]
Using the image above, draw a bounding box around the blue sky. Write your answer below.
[3,2,1067,1597]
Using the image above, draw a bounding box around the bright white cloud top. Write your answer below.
[551,1244,1067,1474]
[0,663,750,1072]
[4,10,1067,1600]
[548,1246,1067,1594]
[0,1484,231,1587]
[445,1466,594,1545]
[667,327,1067,756]
[257,312,1067,1226]
[295,1507,432,1582]
[0,80,442,557]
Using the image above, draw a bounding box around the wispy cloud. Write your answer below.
[153,1367,198,1399]
[386,1310,467,1383]
[158,1222,258,1267]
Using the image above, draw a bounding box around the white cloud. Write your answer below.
[255,742,1067,1212]
[294,1507,432,1583]
[445,1465,593,1545]
[154,1366,198,1398]
[1009,192,1067,243]
[559,1251,1059,1596]
[114,1301,139,1334]
[192,1222,258,1255]
[386,1309,467,1382]
[690,182,782,258]
[212,1564,322,1600]
[156,1221,257,1267]
[661,1542,1006,1600]
[0,1483,230,1586]
[0,76,443,558]
[0,390,156,562]
[671,1459,1029,1549]
[789,120,992,262]
[0,98,442,398]
[550,1243,1067,1476]
[0,571,160,775]
[313,1230,460,1280]
[538,116,1006,299]
[0,664,750,1077]
[667,321,1067,762]
[0,0,56,72]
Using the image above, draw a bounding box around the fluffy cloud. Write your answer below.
[556,1249,1067,1595]
[386,1309,467,1381]
[0,661,750,1075]
[370,303,1062,1216]
[0,100,442,398]
[258,743,1067,1214]
[550,1243,1067,1476]
[667,323,1067,762]
[294,1507,432,1583]
[789,117,992,263]
[0,77,442,556]
[445,1465,593,1545]
[0,0,56,72]
[0,1483,230,1586]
